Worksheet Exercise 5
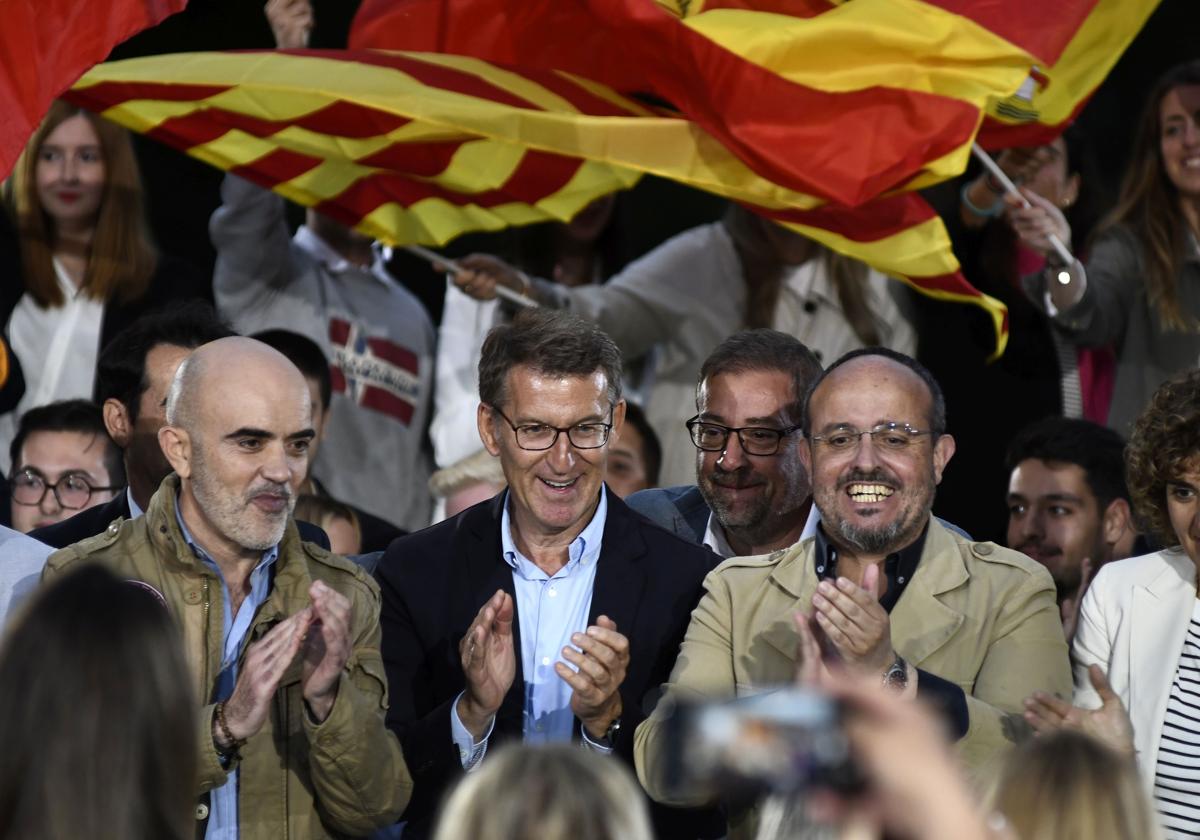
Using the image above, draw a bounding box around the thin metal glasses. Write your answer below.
[489,404,614,451]
[808,423,933,453]
[685,415,801,456]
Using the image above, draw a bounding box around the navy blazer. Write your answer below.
[376,487,723,838]
[625,484,711,545]
[32,490,332,552]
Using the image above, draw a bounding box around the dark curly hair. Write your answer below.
[1126,369,1200,548]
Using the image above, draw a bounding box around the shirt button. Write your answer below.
[898,576,906,584]
[816,566,825,574]
[541,657,550,666]
[185,590,202,605]
[195,803,210,821]
[548,588,557,598]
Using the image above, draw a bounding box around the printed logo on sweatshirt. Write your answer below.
[328,317,420,425]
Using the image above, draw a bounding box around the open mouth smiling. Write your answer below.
[846,483,895,504]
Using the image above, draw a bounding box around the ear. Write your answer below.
[932,434,956,484]
[609,399,627,442]
[1102,497,1132,546]
[103,398,133,448]
[799,436,814,474]
[157,425,192,480]
[477,403,501,457]
[1061,173,1081,208]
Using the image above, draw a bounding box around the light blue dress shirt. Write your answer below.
[175,498,279,840]
[450,491,611,768]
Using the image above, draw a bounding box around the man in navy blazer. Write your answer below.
[376,310,721,837]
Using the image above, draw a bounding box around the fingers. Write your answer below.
[1022,691,1074,733]
[1089,664,1120,704]
[861,564,882,600]
[813,578,882,637]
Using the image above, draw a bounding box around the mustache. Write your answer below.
[706,464,762,489]
[246,481,292,502]
[1015,539,1060,556]
[837,468,897,489]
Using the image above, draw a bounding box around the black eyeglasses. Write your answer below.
[488,404,614,451]
[685,415,801,456]
[9,469,119,510]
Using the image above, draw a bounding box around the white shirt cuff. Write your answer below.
[580,724,615,755]
[450,690,494,771]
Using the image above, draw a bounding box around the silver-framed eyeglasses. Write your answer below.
[686,415,801,456]
[808,422,933,453]
[488,404,614,451]
[9,469,119,510]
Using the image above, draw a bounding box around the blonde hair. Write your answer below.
[433,744,654,840]
[428,449,506,499]
[987,730,1161,840]
[5,99,157,308]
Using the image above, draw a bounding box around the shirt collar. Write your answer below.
[127,486,144,519]
[292,225,393,287]
[172,492,279,571]
[704,503,821,559]
[702,512,737,558]
[811,519,929,613]
[500,487,608,578]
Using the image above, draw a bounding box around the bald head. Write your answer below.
[165,337,312,432]
[159,337,316,556]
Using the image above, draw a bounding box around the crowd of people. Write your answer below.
[1,0,1199,837]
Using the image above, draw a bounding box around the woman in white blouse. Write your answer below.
[0,100,210,472]
[1025,368,1200,839]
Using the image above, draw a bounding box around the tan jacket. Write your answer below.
[634,518,1071,838]
[44,475,412,839]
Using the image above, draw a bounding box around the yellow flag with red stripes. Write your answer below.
[69,47,1010,355]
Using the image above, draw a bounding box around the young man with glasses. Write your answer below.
[635,348,1072,838]
[8,399,122,533]
[628,329,820,558]
[376,309,722,839]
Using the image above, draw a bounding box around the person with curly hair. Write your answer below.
[1024,368,1200,838]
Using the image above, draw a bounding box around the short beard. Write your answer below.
[190,445,292,551]
[833,516,908,555]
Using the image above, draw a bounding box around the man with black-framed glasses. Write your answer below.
[376,309,722,839]
[629,329,820,559]
[8,399,123,534]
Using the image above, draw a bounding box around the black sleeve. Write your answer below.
[915,668,970,740]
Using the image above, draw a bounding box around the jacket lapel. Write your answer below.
[759,544,817,671]
[890,521,967,665]
[1130,552,1196,770]
[588,491,646,635]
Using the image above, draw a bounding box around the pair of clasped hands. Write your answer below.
[216,581,354,746]
[794,564,905,689]
[454,590,630,742]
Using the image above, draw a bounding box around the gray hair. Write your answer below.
[477,309,623,409]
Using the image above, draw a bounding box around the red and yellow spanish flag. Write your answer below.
[69,46,1010,355]
[0,0,188,178]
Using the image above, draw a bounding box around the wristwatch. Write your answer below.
[882,653,909,692]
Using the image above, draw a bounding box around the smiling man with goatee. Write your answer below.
[636,347,1072,840]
